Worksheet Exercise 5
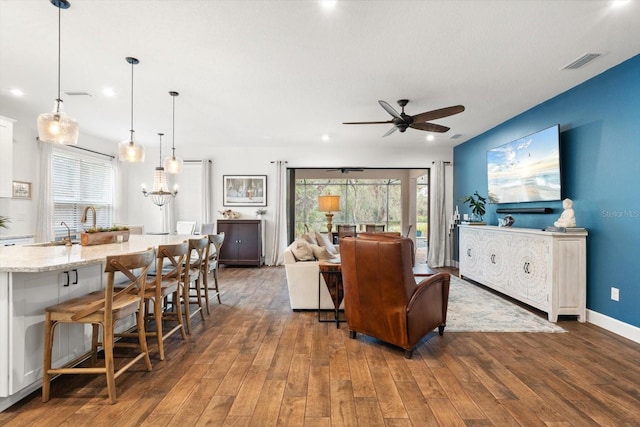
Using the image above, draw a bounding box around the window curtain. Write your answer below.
[35,140,54,243]
[112,157,122,225]
[267,160,287,266]
[427,161,447,267]
[201,159,212,226]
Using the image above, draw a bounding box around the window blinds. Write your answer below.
[52,148,113,236]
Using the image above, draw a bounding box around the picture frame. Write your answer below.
[223,175,267,207]
[12,181,31,199]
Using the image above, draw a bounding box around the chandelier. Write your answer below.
[37,0,79,145]
[142,133,177,207]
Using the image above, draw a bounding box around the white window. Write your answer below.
[52,148,114,237]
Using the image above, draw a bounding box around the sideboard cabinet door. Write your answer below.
[217,219,263,267]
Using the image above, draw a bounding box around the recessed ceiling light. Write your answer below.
[102,87,115,97]
[425,135,435,142]
[610,0,631,8]
[10,88,24,97]
[321,134,330,142]
[320,0,337,10]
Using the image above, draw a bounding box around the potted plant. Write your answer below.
[0,215,9,229]
[81,225,130,246]
[255,208,267,219]
[462,191,487,222]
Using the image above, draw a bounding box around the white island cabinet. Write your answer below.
[0,234,193,411]
[459,225,587,322]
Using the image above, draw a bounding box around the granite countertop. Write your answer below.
[0,234,196,273]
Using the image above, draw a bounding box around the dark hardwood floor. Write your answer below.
[2,266,639,426]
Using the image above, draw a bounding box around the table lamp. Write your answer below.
[318,193,340,234]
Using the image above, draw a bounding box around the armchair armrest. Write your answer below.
[406,273,450,335]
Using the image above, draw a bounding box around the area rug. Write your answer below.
[444,275,566,333]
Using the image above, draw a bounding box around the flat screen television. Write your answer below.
[487,124,561,204]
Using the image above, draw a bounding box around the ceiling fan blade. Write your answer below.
[411,105,465,123]
[343,120,393,125]
[410,122,450,133]
[382,126,398,137]
[378,100,403,120]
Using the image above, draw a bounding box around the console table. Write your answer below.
[459,225,587,322]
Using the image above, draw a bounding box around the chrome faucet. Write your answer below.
[60,221,72,246]
[81,206,97,231]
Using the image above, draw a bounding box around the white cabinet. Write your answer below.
[459,225,587,322]
[0,116,15,198]
[5,264,103,395]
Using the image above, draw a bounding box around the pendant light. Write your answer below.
[142,133,178,207]
[163,91,184,174]
[118,57,145,162]
[37,0,79,145]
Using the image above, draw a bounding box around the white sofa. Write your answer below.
[284,241,345,310]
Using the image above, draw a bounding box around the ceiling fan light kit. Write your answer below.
[343,99,465,138]
[37,0,79,146]
[118,56,145,163]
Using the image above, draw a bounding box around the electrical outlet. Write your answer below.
[611,287,619,301]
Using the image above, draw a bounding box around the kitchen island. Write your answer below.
[0,234,193,411]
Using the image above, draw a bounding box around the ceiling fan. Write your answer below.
[326,167,364,174]
[343,99,465,137]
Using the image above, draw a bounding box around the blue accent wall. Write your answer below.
[454,54,640,328]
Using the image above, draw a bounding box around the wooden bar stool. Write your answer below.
[42,247,155,404]
[204,232,225,304]
[182,237,209,334]
[144,242,188,360]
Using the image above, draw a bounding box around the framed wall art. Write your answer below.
[223,175,267,207]
[12,181,31,199]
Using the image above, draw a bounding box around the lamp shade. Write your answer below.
[37,100,79,145]
[163,156,183,174]
[118,138,145,163]
[318,194,340,212]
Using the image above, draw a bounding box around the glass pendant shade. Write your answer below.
[118,136,145,163]
[163,155,183,174]
[119,56,145,163]
[37,100,79,145]
[38,0,79,146]
[164,91,183,174]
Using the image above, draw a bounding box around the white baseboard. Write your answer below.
[587,309,640,344]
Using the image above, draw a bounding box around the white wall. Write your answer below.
[1,104,454,263]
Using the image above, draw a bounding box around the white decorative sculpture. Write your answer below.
[554,198,576,228]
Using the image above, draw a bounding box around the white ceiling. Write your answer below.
[1,0,639,153]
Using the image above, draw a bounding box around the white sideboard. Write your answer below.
[458,225,587,322]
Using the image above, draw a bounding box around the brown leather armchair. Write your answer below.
[340,236,450,358]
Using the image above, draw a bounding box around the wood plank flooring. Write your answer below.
[2,266,639,426]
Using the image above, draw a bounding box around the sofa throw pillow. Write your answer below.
[290,239,315,261]
[302,232,318,246]
[309,244,337,260]
[315,231,338,255]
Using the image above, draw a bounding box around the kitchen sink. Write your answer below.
[28,241,80,247]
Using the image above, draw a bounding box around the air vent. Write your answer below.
[562,53,601,70]
[64,91,94,97]
[450,134,462,139]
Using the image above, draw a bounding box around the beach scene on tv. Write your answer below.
[487,125,561,204]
